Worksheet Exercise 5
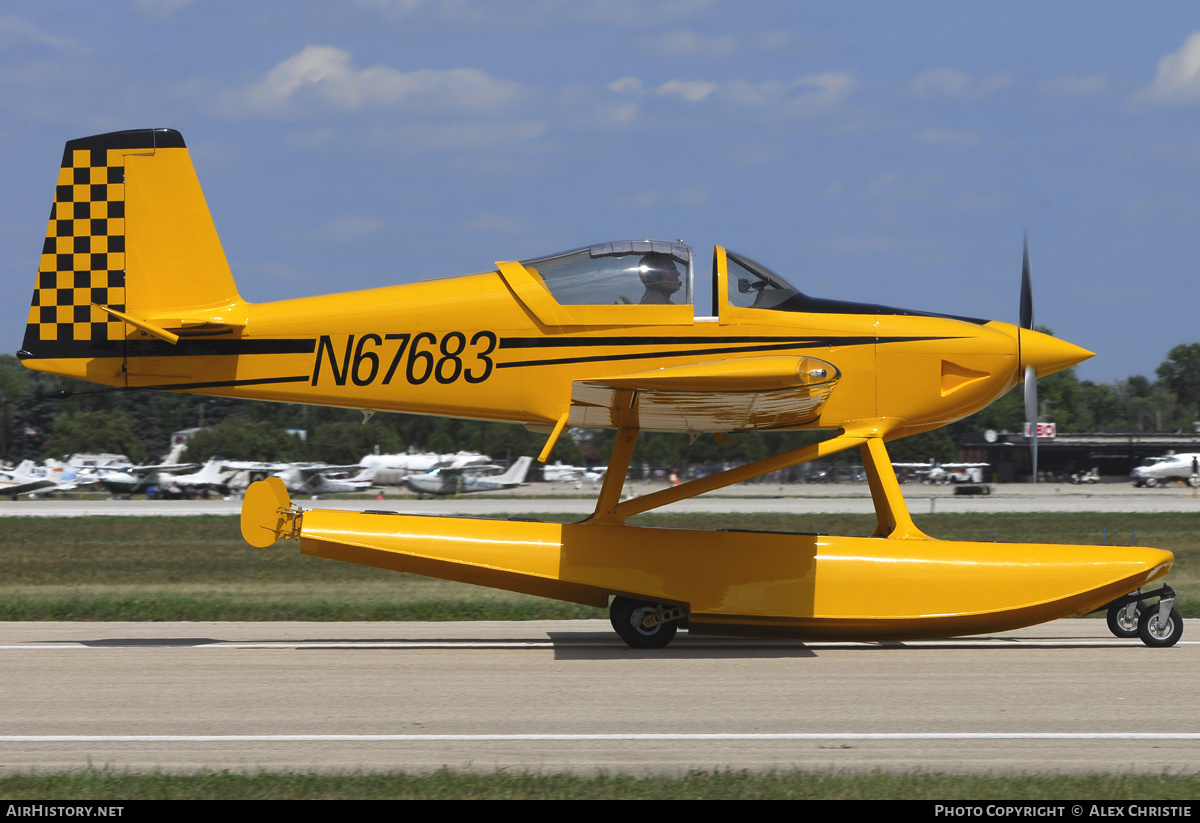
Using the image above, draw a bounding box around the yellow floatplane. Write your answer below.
[18,129,1180,648]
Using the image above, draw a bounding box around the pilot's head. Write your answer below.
[637,252,682,303]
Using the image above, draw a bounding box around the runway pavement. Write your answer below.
[0,619,1196,775]
[4,481,1200,516]
[2,483,1195,776]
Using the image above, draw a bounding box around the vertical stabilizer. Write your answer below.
[499,456,534,485]
[18,128,241,381]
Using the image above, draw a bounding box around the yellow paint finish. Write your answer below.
[594,355,835,392]
[24,356,126,385]
[122,148,240,317]
[240,476,296,548]
[296,507,1173,641]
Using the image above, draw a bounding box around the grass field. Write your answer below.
[0,511,1194,620]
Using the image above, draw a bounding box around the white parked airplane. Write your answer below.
[892,459,989,485]
[404,456,534,496]
[149,458,246,499]
[357,451,491,486]
[1131,453,1200,488]
[274,463,373,496]
[542,461,607,484]
[0,461,65,498]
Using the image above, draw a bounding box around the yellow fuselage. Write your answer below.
[39,270,1048,442]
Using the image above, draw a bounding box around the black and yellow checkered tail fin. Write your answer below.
[18,128,242,383]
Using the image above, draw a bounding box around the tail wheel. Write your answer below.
[610,596,678,649]
[1138,606,1184,648]
[1106,601,1145,639]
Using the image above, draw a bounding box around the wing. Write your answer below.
[567,356,840,432]
[0,477,56,496]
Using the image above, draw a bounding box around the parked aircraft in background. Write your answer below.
[1131,453,1200,488]
[356,451,490,486]
[0,461,65,498]
[275,463,373,497]
[405,457,534,496]
[148,458,249,499]
[93,462,195,496]
[542,461,606,484]
[892,459,990,485]
[20,129,1181,649]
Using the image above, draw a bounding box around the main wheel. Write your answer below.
[610,596,678,649]
[1137,605,1184,648]
[1107,601,1144,638]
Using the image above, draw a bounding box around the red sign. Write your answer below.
[1022,422,1056,438]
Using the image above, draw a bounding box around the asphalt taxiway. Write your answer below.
[0,619,1197,775]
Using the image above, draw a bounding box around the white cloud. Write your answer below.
[910,69,1013,99]
[722,73,856,113]
[608,77,643,95]
[608,71,856,116]
[217,45,525,117]
[0,16,74,50]
[1139,31,1200,104]
[658,79,719,102]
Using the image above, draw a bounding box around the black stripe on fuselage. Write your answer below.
[135,375,312,392]
[21,337,317,360]
[495,335,955,370]
[500,335,826,349]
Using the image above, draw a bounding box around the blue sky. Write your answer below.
[2,1,1199,384]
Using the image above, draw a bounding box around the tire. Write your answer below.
[1146,478,1159,488]
[610,596,678,649]
[1137,605,1184,648]
[1107,601,1145,639]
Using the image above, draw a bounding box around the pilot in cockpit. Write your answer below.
[637,251,683,305]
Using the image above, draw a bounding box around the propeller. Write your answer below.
[1020,236,1038,483]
